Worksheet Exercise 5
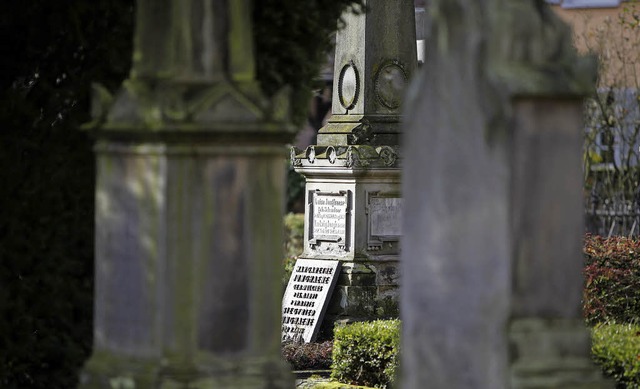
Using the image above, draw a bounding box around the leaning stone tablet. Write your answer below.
[281,259,342,343]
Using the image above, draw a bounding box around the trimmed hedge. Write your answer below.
[331,320,400,389]
[305,381,376,389]
[591,323,640,388]
[583,234,640,324]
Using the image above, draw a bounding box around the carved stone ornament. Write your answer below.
[290,147,302,167]
[306,146,316,163]
[338,61,360,110]
[350,122,374,145]
[374,60,408,109]
[345,146,370,168]
[327,146,337,164]
[378,146,398,167]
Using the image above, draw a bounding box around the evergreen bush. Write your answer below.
[331,320,400,389]
[591,322,640,388]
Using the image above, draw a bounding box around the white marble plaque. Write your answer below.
[311,192,348,243]
[281,259,341,343]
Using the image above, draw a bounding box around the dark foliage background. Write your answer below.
[254,0,364,125]
[0,1,135,388]
[0,1,363,387]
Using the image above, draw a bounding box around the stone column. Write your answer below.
[79,1,294,387]
[401,0,612,388]
[291,0,417,327]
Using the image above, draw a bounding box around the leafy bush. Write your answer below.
[282,341,333,370]
[331,320,400,389]
[583,234,640,324]
[591,322,640,388]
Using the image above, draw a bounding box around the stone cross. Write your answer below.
[400,0,612,388]
[80,0,293,387]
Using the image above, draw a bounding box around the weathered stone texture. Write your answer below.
[81,0,293,387]
[400,0,609,388]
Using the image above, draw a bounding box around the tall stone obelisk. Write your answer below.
[291,0,417,325]
[80,1,294,387]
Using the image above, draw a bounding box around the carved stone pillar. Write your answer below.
[291,0,417,327]
[79,1,294,387]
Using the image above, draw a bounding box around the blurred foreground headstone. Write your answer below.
[401,1,613,388]
[79,0,294,387]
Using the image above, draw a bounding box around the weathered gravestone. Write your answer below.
[281,259,341,342]
[290,0,417,326]
[401,0,613,388]
[79,0,294,387]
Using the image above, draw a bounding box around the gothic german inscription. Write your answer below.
[312,192,348,242]
[282,259,341,343]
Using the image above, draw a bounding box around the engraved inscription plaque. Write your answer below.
[370,197,403,237]
[310,191,349,245]
[282,259,342,343]
[367,192,403,250]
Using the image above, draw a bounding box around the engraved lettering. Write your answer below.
[313,194,347,239]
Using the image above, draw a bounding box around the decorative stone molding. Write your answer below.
[290,145,401,170]
[338,61,360,111]
[378,146,398,167]
[88,80,293,142]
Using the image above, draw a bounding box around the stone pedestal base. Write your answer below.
[81,353,292,389]
[510,319,613,389]
[326,260,400,320]
[81,141,293,388]
[292,146,402,327]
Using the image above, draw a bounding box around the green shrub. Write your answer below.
[591,322,640,388]
[331,319,400,389]
[583,234,640,324]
